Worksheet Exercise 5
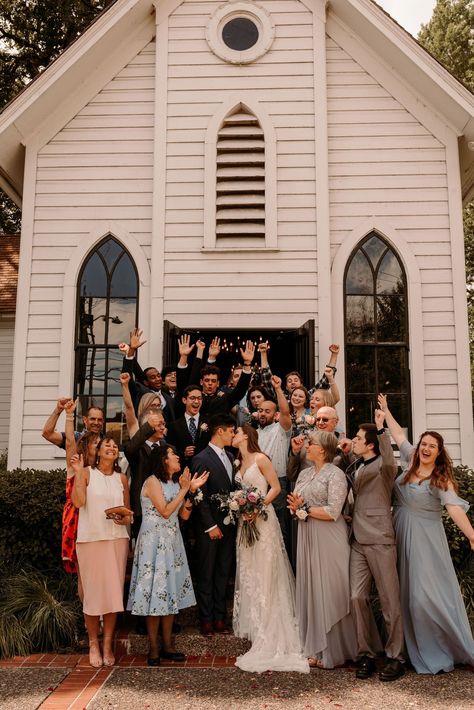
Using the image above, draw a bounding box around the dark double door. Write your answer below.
[163,320,315,388]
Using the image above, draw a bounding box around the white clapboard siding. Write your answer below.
[164,0,318,321]
[24,41,156,468]
[326,34,460,451]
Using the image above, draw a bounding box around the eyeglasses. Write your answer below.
[187,396,203,401]
[316,417,330,423]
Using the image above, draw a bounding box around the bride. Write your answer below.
[231,425,309,673]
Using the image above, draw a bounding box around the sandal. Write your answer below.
[308,657,327,669]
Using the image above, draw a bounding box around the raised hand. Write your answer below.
[240,340,255,366]
[291,435,305,455]
[178,334,195,358]
[208,337,221,359]
[377,393,388,412]
[329,344,340,354]
[118,342,130,356]
[374,408,386,430]
[190,470,209,491]
[56,397,70,412]
[271,374,282,390]
[120,372,131,386]
[64,398,77,414]
[130,328,146,350]
[196,338,206,356]
[257,341,270,353]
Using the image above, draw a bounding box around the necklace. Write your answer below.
[413,468,431,483]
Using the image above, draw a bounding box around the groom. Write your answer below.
[191,414,237,636]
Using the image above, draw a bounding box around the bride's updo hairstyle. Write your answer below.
[307,430,339,463]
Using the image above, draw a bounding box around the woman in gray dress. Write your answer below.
[288,430,357,669]
[378,394,474,674]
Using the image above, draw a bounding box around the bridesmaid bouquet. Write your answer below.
[211,484,268,547]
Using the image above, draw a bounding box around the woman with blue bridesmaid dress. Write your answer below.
[378,394,474,674]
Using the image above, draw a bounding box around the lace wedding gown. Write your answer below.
[233,462,309,673]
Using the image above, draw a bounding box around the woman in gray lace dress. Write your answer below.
[288,430,357,669]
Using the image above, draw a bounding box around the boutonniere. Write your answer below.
[199,422,208,432]
[233,459,241,472]
[193,489,204,504]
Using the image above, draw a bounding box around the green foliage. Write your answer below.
[0,465,66,572]
[0,0,114,232]
[418,0,474,91]
[418,1,474,398]
[443,465,474,572]
[0,568,82,657]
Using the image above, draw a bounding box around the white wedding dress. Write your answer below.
[233,462,309,673]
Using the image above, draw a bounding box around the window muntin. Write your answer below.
[74,236,138,445]
[344,233,411,437]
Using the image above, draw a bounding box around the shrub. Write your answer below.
[0,568,82,657]
[0,466,66,573]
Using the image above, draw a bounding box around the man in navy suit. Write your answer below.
[192,414,237,636]
[166,385,210,467]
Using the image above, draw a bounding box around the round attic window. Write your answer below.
[222,17,259,51]
[206,2,274,64]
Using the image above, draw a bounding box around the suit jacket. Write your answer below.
[191,445,235,532]
[122,357,175,423]
[345,431,398,545]
[166,415,210,467]
[176,356,251,418]
[124,422,163,518]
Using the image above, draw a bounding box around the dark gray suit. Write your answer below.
[346,431,404,661]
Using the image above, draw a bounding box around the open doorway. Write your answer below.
[163,320,315,388]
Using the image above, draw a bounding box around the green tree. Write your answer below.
[418,0,474,387]
[0,0,114,232]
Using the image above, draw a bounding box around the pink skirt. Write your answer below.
[76,538,129,616]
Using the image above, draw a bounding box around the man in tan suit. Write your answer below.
[345,409,405,681]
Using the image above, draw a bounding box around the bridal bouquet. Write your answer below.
[211,484,268,547]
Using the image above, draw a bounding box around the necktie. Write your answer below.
[188,417,197,442]
[221,451,232,481]
[151,442,160,450]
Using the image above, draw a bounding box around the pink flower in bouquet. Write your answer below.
[305,415,316,426]
[237,498,246,506]
[247,491,258,504]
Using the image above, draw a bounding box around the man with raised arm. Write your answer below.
[42,399,104,449]
[175,335,255,419]
[345,409,405,682]
[119,328,175,424]
[256,375,292,550]
[259,342,341,404]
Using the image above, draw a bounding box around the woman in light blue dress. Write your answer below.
[378,395,474,674]
[127,445,208,666]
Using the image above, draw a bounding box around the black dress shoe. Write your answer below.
[379,658,405,682]
[147,655,161,667]
[160,649,186,662]
[355,655,376,679]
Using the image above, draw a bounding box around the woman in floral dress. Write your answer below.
[127,445,208,666]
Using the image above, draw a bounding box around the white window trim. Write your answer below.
[206,1,275,65]
[331,217,425,435]
[58,223,151,400]
[204,92,277,250]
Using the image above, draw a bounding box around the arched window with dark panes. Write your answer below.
[74,236,139,444]
[344,232,411,438]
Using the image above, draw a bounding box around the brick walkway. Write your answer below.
[0,649,238,709]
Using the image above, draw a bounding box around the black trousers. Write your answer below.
[195,525,235,623]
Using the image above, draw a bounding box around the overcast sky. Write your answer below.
[376,0,437,36]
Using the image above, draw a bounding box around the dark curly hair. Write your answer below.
[148,444,178,483]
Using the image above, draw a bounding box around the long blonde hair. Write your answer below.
[137,394,162,422]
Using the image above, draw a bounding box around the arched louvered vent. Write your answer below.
[216,105,265,242]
